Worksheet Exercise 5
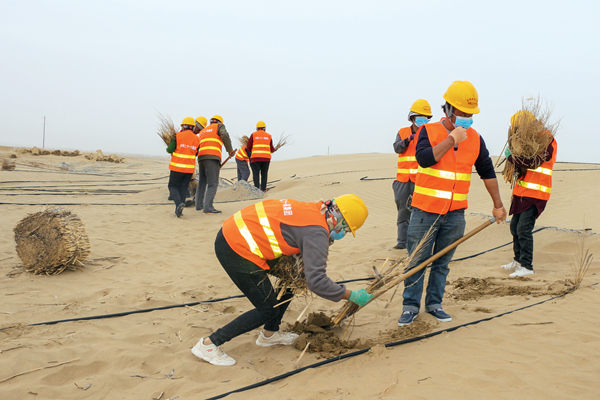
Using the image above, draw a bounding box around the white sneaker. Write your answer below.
[191,338,236,366]
[509,265,535,278]
[255,330,299,347]
[501,260,521,271]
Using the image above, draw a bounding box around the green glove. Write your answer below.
[504,147,511,158]
[348,288,373,307]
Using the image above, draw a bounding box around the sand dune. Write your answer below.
[1,149,599,400]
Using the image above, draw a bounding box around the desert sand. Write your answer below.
[1,146,599,400]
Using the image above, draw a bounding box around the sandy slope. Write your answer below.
[1,149,599,400]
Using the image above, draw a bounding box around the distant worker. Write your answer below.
[392,99,433,249]
[191,194,372,366]
[398,81,507,327]
[501,111,557,277]
[247,121,276,192]
[195,115,236,214]
[183,116,208,208]
[235,136,250,182]
[166,117,200,217]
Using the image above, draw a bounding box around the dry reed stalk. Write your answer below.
[570,232,594,290]
[268,254,309,296]
[275,132,292,150]
[156,112,177,146]
[500,96,560,187]
[0,358,80,383]
[294,341,311,366]
[239,135,249,147]
[13,208,91,275]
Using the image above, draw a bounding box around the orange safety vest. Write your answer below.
[250,131,272,161]
[513,137,557,201]
[169,130,200,173]
[411,122,480,214]
[222,199,329,270]
[235,145,249,161]
[198,123,223,159]
[396,126,418,182]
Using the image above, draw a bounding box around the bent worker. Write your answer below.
[235,135,250,182]
[191,194,372,366]
[166,117,200,217]
[398,81,507,327]
[195,115,236,214]
[247,121,276,192]
[501,111,557,277]
[392,99,432,249]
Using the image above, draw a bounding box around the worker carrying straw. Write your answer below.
[398,80,507,327]
[191,194,371,366]
[166,117,200,218]
[392,99,433,250]
[501,110,558,277]
[247,120,277,192]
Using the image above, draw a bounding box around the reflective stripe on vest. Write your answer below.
[255,202,282,258]
[417,166,472,181]
[413,185,468,201]
[169,130,200,173]
[200,137,223,152]
[516,180,551,193]
[173,152,196,159]
[527,166,553,176]
[169,162,195,169]
[252,144,271,154]
[198,124,224,158]
[396,126,418,183]
[233,211,263,258]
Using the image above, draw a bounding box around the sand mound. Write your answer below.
[13,208,91,275]
[214,179,265,203]
[449,276,571,301]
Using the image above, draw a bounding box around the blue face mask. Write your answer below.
[414,116,429,127]
[454,116,473,130]
[330,229,347,241]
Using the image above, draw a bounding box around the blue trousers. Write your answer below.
[402,208,466,313]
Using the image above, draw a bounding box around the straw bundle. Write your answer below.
[189,175,198,197]
[500,96,560,186]
[275,133,292,150]
[156,112,177,146]
[268,254,309,300]
[14,208,91,275]
[567,232,594,291]
[1,158,16,170]
[239,135,249,147]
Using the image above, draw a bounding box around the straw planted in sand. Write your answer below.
[156,112,177,146]
[499,96,560,186]
[13,208,91,275]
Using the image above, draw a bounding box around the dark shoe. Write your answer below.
[175,203,184,218]
[398,311,418,326]
[393,244,406,250]
[204,209,222,214]
[184,199,195,207]
[428,308,452,322]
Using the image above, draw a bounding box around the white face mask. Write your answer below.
[414,116,429,127]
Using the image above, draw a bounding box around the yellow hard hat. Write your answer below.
[410,99,433,116]
[181,116,195,126]
[443,81,480,114]
[510,110,536,127]
[334,194,368,237]
[211,115,223,123]
[195,116,207,128]
[256,120,266,128]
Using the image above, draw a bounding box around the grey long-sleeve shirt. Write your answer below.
[393,125,418,154]
[279,224,346,302]
[198,124,234,162]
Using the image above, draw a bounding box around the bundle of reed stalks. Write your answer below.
[498,96,560,187]
[268,254,309,301]
[14,208,91,275]
[275,133,292,150]
[1,158,16,170]
[239,135,249,147]
[156,112,177,146]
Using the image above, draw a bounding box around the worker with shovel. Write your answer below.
[195,115,236,214]
[398,81,507,327]
[191,194,372,366]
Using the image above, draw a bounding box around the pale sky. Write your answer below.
[1,0,598,163]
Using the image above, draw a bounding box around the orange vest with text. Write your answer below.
[198,123,223,159]
[169,130,200,173]
[411,122,481,214]
[513,137,557,201]
[235,145,249,161]
[396,126,418,182]
[250,131,272,161]
[222,199,329,270]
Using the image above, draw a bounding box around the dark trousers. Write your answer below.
[167,170,193,209]
[510,205,537,270]
[251,161,270,191]
[393,180,415,247]
[209,229,293,347]
[195,159,220,212]
[236,159,250,182]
